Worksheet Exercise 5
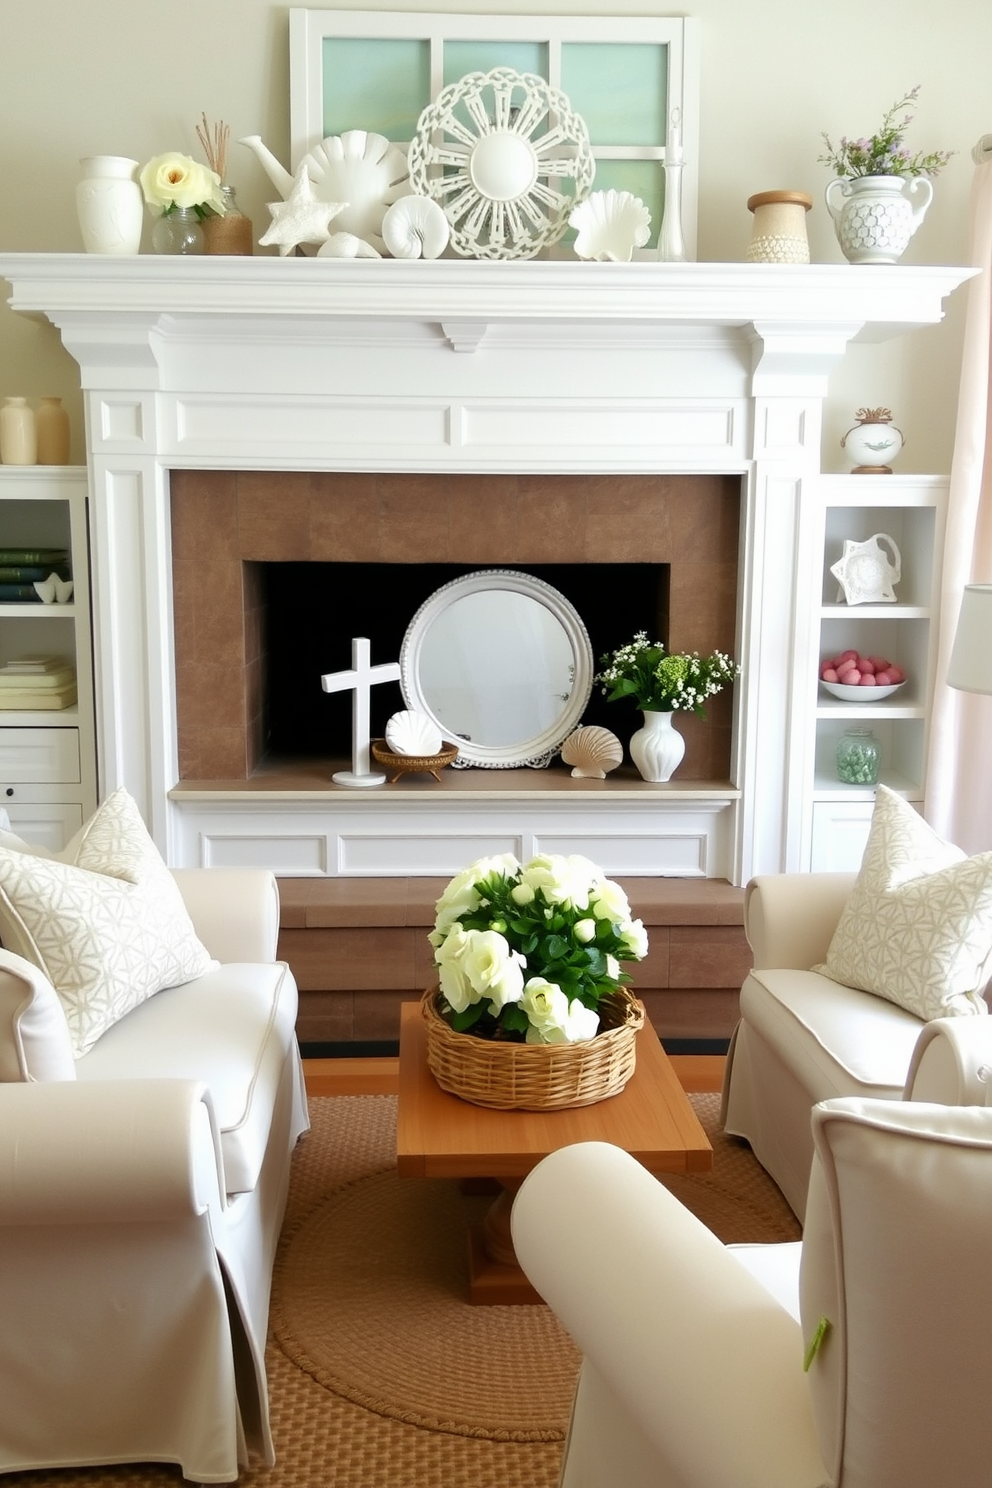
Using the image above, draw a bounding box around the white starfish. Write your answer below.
[259,163,348,256]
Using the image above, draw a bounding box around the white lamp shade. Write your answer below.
[947,584,992,694]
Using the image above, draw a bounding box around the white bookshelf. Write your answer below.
[0,467,96,849]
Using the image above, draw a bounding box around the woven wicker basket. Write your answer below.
[421,986,645,1110]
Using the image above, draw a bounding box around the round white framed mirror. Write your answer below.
[399,570,594,768]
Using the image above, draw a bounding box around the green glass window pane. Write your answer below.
[570,161,663,250]
[561,44,668,146]
[443,41,548,88]
[321,38,430,141]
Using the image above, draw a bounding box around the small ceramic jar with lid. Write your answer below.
[841,408,904,473]
[745,190,812,263]
[0,397,37,465]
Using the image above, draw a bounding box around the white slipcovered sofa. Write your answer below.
[721,868,992,1219]
[0,862,309,1484]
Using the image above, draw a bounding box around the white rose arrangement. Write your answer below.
[139,151,225,219]
[429,853,648,1045]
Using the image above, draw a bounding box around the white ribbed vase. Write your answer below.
[628,710,685,783]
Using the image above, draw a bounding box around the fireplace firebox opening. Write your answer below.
[262,561,670,759]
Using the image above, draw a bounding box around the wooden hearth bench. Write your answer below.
[277,877,747,1051]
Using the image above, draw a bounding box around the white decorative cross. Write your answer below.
[321,637,401,787]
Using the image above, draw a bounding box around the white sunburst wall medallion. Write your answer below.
[407,68,595,260]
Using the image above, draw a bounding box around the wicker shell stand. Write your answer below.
[421,986,645,1110]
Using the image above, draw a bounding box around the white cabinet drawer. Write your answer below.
[2,801,83,852]
[810,800,874,872]
[0,727,81,785]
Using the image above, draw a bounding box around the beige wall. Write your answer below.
[1,0,989,470]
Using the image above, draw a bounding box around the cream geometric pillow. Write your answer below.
[0,788,216,1056]
[815,786,992,1020]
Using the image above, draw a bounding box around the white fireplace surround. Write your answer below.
[0,254,973,882]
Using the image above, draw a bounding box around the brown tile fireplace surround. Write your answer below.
[170,468,740,783]
[170,468,745,1047]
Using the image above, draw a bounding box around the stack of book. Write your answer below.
[0,655,77,710]
[0,549,71,603]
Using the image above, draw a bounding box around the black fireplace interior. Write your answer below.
[262,561,670,759]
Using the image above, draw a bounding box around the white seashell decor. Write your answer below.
[317,232,382,258]
[569,189,651,263]
[381,196,450,260]
[560,725,623,779]
[385,709,444,757]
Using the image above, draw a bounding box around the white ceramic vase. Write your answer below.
[0,396,37,464]
[628,710,685,783]
[824,174,933,265]
[76,155,143,255]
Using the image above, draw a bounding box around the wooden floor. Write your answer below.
[303,1052,725,1098]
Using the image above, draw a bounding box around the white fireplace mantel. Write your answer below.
[0,254,974,882]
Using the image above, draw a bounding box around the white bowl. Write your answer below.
[820,679,905,702]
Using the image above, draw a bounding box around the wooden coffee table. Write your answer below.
[396,1000,712,1303]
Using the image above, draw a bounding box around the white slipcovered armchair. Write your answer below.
[721,870,992,1217]
[0,866,308,1484]
[512,1099,992,1488]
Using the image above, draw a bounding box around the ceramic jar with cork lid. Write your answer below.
[745,190,813,263]
[35,397,71,465]
[0,397,37,465]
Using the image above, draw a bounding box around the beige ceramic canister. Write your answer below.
[35,396,71,465]
[745,190,813,264]
[0,397,37,465]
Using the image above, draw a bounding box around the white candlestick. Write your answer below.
[668,109,683,164]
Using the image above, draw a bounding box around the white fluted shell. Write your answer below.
[302,130,412,249]
[560,725,623,779]
[381,195,451,260]
[385,709,444,757]
[317,232,382,258]
[569,189,652,263]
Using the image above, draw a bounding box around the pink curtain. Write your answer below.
[925,154,992,854]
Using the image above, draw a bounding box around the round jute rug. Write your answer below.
[271,1168,581,1442]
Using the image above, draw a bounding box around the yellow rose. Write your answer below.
[139,152,224,214]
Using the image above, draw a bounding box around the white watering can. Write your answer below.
[239,131,412,250]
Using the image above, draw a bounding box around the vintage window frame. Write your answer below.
[289,9,700,258]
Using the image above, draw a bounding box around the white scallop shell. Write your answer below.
[302,130,412,250]
[385,709,443,757]
[316,232,382,258]
[569,189,652,263]
[560,725,623,779]
[381,195,450,260]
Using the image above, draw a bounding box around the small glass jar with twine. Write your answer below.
[196,114,254,256]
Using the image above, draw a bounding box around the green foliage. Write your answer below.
[818,86,953,179]
[595,632,739,717]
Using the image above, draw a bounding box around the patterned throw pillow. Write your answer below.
[0,788,215,1056]
[815,786,992,1020]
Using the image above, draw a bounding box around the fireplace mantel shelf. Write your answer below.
[0,254,975,349]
